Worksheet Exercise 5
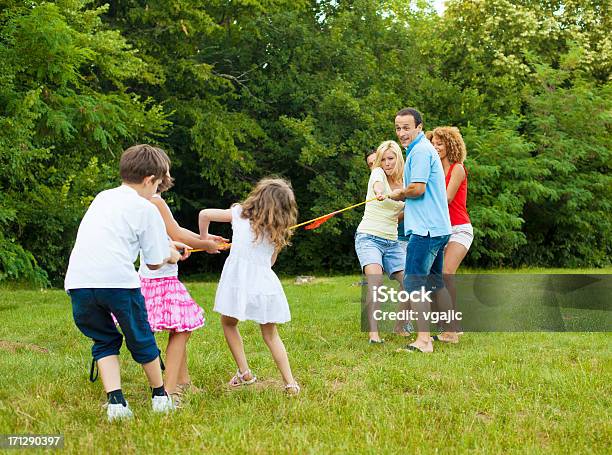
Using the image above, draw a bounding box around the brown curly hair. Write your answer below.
[240,178,298,251]
[432,126,467,164]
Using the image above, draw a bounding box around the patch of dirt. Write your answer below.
[331,378,347,391]
[0,340,49,353]
[475,411,493,422]
[537,431,551,446]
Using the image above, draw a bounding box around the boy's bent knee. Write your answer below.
[129,342,160,364]
[113,288,161,364]
[92,335,123,360]
[122,320,159,363]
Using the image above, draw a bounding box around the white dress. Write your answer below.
[213,204,291,324]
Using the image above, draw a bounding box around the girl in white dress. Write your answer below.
[198,178,300,394]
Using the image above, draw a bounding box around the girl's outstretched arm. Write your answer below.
[151,197,227,252]
[199,208,232,239]
[181,227,228,245]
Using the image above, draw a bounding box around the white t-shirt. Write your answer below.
[64,185,170,290]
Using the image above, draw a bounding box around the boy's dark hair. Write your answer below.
[364,148,377,164]
[396,108,423,128]
[120,144,169,184]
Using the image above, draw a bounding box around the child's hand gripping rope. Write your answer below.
[177,235,229,255]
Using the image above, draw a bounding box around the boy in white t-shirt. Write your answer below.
[65,144,187,421]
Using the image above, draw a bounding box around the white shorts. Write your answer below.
[449,223,473,251]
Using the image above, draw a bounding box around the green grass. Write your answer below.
[0,274,610,453]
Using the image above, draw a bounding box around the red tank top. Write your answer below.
[445,163,470,226]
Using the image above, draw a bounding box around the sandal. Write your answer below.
[396,342,433,353]
[285,383,301,395]
[368,338,385,345]
[228,369,257,388]
[431,334,459,344]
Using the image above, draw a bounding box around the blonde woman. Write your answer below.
[355,141,406,343]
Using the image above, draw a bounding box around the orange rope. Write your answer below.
[189,196,380,252]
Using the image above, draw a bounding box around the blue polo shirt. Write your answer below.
[402,132,451,238]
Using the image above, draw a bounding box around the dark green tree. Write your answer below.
[0,1,168,285]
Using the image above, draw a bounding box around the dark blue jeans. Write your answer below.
[70,288,159,364]
[403,234,450,293]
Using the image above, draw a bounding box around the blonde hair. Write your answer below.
[373,140,404,184]
[240,178,298,251]
[425,130,433,141]
[432,127,467,164]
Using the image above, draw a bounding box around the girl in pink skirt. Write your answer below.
[140,172,227,403]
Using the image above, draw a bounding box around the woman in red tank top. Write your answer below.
[431,127,473,344]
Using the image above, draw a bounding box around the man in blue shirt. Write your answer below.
[389,108,452,353]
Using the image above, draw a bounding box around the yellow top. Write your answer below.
[356,167,404,240]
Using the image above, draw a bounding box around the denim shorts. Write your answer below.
[69,288,160,364]
[355,232,406,278]
[403,233,450,293]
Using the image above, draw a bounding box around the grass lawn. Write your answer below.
[0,274,610,453]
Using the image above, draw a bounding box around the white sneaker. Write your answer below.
[151,394,175,413]
[106,402,133,422]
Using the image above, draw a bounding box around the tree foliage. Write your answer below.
[0,0,169,285]
[1,0,610,285]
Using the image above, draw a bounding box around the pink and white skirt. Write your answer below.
[140,276,205,332]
